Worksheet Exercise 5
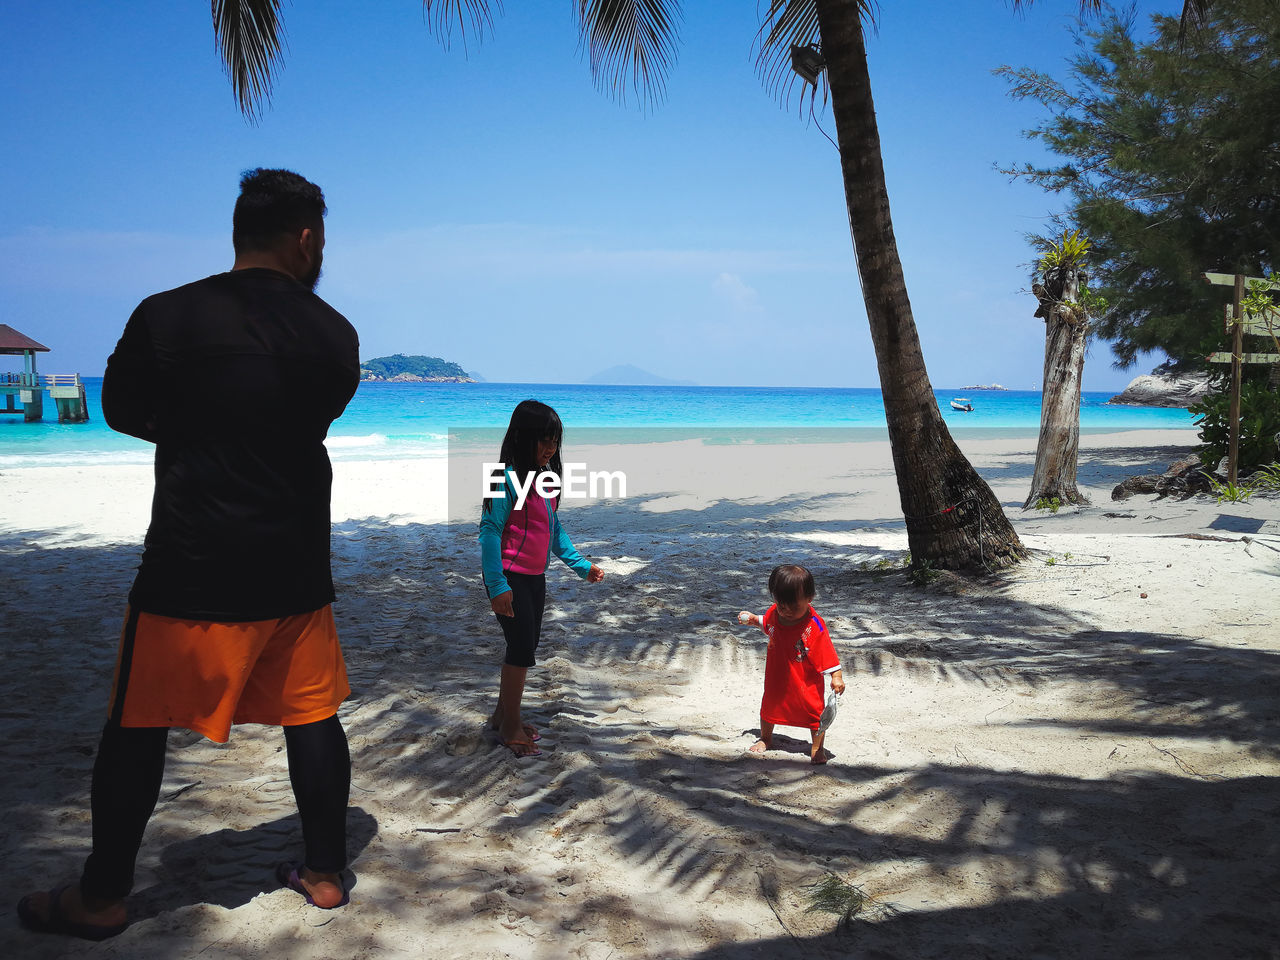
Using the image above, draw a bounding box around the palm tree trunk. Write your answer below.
[1026,289,1088,508]
[814,0,1024,569]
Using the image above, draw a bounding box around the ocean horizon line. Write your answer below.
[1,379,1198,470]
[58,377,1139,395]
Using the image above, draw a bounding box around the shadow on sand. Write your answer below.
[2,462,1275,958]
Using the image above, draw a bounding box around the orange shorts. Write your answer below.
[108,605,350,743]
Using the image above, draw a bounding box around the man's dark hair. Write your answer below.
[768,564,815,606]
[232,168,327,253]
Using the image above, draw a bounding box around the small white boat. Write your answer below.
[950,398,974,412]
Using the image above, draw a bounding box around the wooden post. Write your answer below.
[1228,274,1244,485]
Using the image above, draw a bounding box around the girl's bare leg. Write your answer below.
[749,720,774,753]
[810,730,829,764]
[495,664,537,754]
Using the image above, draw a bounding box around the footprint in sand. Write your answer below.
[444,731,483,756]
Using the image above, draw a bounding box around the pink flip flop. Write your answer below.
[499,736,543,758]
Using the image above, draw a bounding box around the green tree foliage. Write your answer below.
[359,354,470,380]
[1189,377,1280,471]
[997,0,1279,370]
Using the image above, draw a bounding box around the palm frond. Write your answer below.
[803,872,897,931]
[1179,0,1212,32]
[574,0,682,107]
[212,0,286,120]
[1008,1,1105,17]
[421,0,502,51]
[1010,0,1211,43]
[753,0,873,111]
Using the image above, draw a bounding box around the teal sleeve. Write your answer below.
[479,476,514,598]
[549,502,592,578]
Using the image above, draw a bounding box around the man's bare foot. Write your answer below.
[748,739,770,753]
[811,747,832,765]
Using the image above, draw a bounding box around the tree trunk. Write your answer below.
[1026,272,1088,507]
[814,0,1024,570]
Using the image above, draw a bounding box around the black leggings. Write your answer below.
[80,715,350,900]
[494,571,546,668]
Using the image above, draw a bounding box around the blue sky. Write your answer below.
[1,1,1180,390]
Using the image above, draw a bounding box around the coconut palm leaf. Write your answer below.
[574,0,682,106]
[1008,0,1105,15]
[212,0,286,121]
[421,0,502,51]
[1179,0,1212,31]
[755,0,865,107]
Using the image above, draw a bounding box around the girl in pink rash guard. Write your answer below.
[479,400,604,757]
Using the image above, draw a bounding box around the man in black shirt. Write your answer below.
[19,169,360,940]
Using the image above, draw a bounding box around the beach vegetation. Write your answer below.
[1250,463,1280,491]
[998,0,1273,372]
[200,0,1217,573]
[1206,476,1253,503]
[1189,379,1280,474]
[1034,496,1063,513]
[1201,460,1280,502]
[908,558,941,586]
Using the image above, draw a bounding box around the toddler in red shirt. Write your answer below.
[739,564,844,764]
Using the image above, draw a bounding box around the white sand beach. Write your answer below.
[2,428,1278,959]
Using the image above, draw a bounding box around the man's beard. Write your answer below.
[302,256,323,292]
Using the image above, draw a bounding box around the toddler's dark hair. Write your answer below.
[768,564,815,605]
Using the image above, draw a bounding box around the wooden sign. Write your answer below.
[1204,271,1280,288]
[1205,272,1268,486]
[1223,305,1280,335]
[1241,310,1280,336]
[1207,352,1280,364]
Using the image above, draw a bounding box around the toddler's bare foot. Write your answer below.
[811,747,831,765]
[748,739,770,753]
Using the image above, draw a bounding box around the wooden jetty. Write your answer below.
[0,324,89,423]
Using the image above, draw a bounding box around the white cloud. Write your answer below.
[712,272,763,313]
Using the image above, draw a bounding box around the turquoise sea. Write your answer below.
[0,379,1198,469]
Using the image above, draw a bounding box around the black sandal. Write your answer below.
[17,884,128,942]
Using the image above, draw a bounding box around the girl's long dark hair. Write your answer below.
[482,399,564,512]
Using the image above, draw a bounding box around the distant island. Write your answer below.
[360,354,474,382]
[959,384,1009,391]
[584,364,696,386]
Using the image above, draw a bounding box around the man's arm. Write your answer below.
[102,307,159,442]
